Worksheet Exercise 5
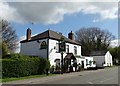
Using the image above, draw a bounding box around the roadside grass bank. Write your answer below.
[104,65,118,69]
[1,65,118,83]
[1,74,58,82]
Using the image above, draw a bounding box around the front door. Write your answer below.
[64,59,70,72]
[81,61,84,69]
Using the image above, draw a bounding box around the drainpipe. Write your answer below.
[61,52,64,74]
[46,38,49,76]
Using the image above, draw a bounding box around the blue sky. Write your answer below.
[0,1,118,52]
[12,12,118,40]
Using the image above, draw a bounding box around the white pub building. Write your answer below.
[20,28,112,72]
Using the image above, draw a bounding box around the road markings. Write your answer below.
[88,81,93,84]
[100,77,113,83]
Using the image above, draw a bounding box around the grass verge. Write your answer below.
[1,74,57,82]
[104,65,118,69]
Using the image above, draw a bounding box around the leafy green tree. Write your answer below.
[75,27,115,56]
[0,41,2,58]
[109,46,120,65]
[2,43,9,57]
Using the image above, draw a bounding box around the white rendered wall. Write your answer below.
[105,51,113,66]
[49,39,61,66]
[20,38,82,66]
[49,39,82,66]
[66,43,81,56]
[76,57,94,69]
[85,57,94,68]
[20,39,47,58]
[76,58,87,69]
[92,56,105,67]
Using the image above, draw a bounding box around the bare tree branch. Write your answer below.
[0,19,18,53]
[75,27,115,56]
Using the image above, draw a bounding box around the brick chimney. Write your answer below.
[26,28,31,40]
[68,31,74,40]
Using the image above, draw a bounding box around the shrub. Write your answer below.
[49,65,55,73]
[2,43,9,58]
[2,54,50,78]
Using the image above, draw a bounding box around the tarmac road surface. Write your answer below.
[3,66,118,85]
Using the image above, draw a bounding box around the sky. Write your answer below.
[0,0,119,52]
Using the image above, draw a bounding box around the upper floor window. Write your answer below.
[56,43,59,53]
[66,45,69,53]
[74,46,77,55]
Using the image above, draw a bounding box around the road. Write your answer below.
[43,67,118,84]
[3,67,118,84]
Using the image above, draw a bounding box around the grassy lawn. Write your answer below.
[1,73,58,82]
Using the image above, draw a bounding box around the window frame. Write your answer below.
[66,45,69,53]
[74,46,77,55]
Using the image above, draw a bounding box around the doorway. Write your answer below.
[81,61,84,70]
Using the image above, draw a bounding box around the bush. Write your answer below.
[2,54,50,78]
[2,43,9,57]
[49,65,55,73]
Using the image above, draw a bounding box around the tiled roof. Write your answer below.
[64,53,76,60]
[90,51,107,56]
[20,30,80,45]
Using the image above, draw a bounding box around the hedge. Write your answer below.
[2,54,50,78]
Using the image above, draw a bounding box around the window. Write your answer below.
[56,43,59,53]
[66,45,69,53]
[74,46,77,55]
[86,59,88,65]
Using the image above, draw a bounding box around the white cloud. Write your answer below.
[19,33,38,41]
[20,36,26,41]
[0,1,23,23]
[110,39,120,48]
[3,0,120,2]
[0,2,118,24]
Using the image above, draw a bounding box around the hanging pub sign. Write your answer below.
[89,60,92,66]
[59,42,66,52]
[59,37,66,52]
[40,41,47,49]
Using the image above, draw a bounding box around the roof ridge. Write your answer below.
[20,29,81,45]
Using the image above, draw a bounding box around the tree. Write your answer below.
[75,27,115,56]
[2,43,9,57]
[0,41,2,58]
[0,19,18,53]
[109,46,120,65]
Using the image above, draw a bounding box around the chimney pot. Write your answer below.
[68,31,74,40]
